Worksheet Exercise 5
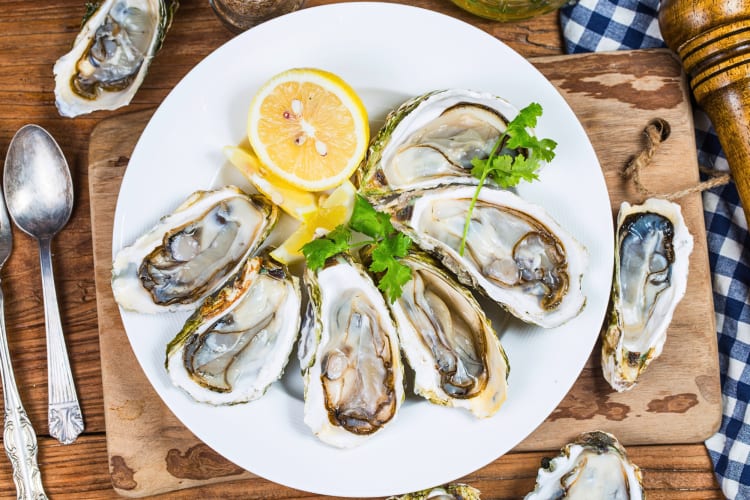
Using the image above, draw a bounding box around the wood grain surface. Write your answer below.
[0,0,725,498]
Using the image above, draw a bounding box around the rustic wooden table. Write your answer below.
[0,0,726,498]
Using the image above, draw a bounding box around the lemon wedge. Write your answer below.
[224,144,318,220]
[247,68,369,192]
[270,180,357,264]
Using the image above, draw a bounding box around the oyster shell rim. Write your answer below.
[111,185,279,314]
[356,88,522,197]
[299,253,406,448]
[601,197,693,392]
[524,430,644,500]
[385,250,510,418]
[165,254,302,405]
[53,0,178,118]
[380,184,589,329]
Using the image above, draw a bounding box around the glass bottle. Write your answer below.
[450,0,573,22]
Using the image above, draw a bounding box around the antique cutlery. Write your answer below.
[3,125,83,445]
[0,143,47,498]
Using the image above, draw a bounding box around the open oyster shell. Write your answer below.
[112,186,277,314]
[53,0,177,117]
[165,254,300,405]
[370,249,509,418]
[524,431,644,499]
[381,185,588,328]
[299,254,404,448]
[388,484,482,500]
[602,198,693,392]
[357,89,521,197]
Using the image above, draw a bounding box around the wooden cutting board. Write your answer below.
[89,49,721,498]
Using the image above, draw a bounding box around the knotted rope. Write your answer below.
[622,118,731,201]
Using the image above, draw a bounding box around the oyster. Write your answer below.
[166,254,300,405]
[53,0,177,117]
[372,249,509,417]
[602,198,693,392]
[388,484,482,500]
[112,186,277,314]
[524,431,644,499]
[381,185,587,328]
[299,254,404,448]
[358,89,521,197]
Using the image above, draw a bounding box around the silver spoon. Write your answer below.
[3,124,83,445]
[0,142,46,498]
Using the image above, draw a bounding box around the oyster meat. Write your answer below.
[299,254,404,448]
[54,0,177,117]
[112,186,277,314]
[381,185,587,328]
[525,431,644,499]
[165,254,300,405]
[602,198,693,392]
[375,250,509,417]
[388,484,482,500]
[358,89,522,197]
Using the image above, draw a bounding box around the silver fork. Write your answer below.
[0,184,46,499]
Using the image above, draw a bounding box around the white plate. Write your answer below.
[112,3,613,497]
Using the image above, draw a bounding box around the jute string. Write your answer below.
[622,118,731,201]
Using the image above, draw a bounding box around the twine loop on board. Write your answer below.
[621,118,731,201]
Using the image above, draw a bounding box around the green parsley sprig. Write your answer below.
[302,195,412,303]
[458,102,557,255]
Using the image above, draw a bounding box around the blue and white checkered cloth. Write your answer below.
[560,1,750,498]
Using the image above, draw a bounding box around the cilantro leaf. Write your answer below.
[349,194,394,238]
[381,232,411,261]
[506,101,542,132]
[301,225,351,270]
[367,232,412,302]
[376,257,413,302]
[369,232,411,272]
[301,197,413,301]
[458,102,556,255]
[536,138,558,163]
[482,154,541,189]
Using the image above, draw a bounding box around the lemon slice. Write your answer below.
[224,145,317,220]
[248,68,369,191]
[270,180,357,264]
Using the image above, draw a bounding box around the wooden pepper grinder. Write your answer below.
[659,1,750,223]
